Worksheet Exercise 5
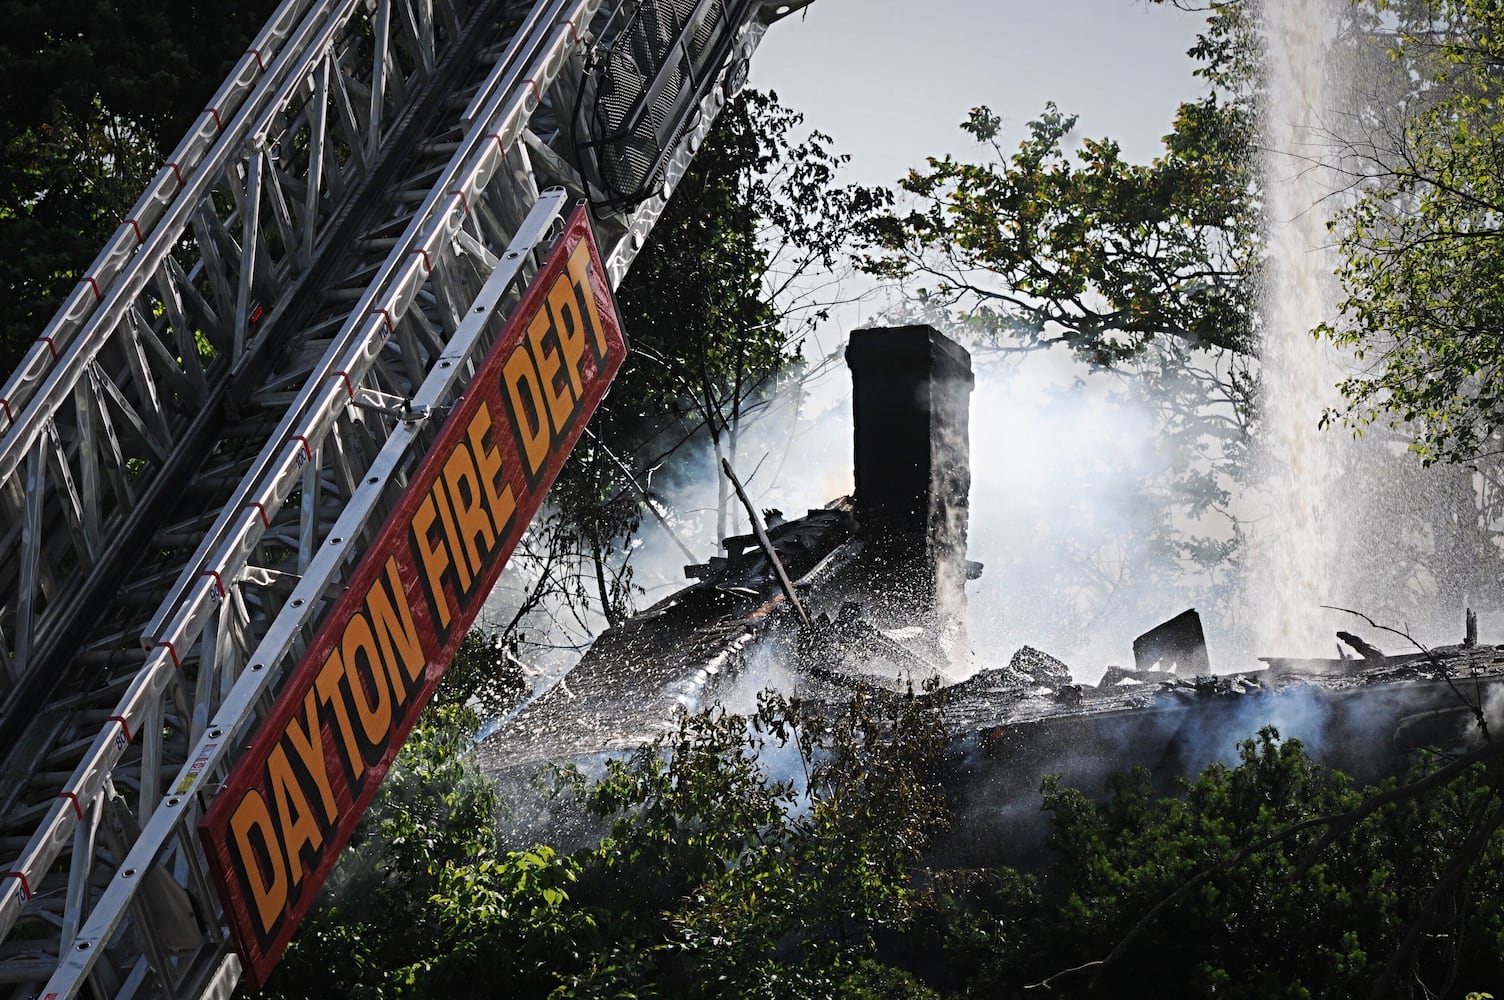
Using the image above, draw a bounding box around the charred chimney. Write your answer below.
[845,325,974,636]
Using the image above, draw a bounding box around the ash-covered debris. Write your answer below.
[682,504,857,587]
[943,620,1504,730]
[940,623,1504,795]
[797,602,944,689]
[1336,630,1386,661]
[475,499,862,773]
[1133,608,1210,674]
[1008,646,1071,686]
[1097,664,1178,687]
[938,647,1070,706]
[476,324,1504,803]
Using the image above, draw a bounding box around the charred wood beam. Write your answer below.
[721,457,809,627]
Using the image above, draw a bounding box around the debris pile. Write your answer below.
[477,324,1504,817]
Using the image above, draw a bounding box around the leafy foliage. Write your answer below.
[859,4,1256,363]
[421,689,950,999]
[263,690,1504,1000]
[1322,0,1504,464]
[905,730,1504,998]
[1024,732,1501,996]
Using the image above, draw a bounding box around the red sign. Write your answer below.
[199,207,624,988]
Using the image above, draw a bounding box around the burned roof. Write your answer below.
[476,500,861,771]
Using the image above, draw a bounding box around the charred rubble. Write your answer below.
[476,326,1504,844]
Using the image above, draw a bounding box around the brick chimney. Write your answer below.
[844,325,974,636]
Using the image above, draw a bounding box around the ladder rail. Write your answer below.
[139,0,586,646]
[460,0,577,127]
[0,0,473,710]
[141,0,604,657]
[0,0,366,487]
[0,0,497,951]
[0,0,330,435]
[0,0,582,958]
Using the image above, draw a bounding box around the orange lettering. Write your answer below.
[528,309,575,433]
[369,557,427,688]
[282,687,339,824]
[503,344,550,477]
[267,743,321,884]
[566,239,610,363]
[442,442,496,577]
[314,649,365,782]
[341,611,393,745]
[465,405,517,540]
[547,274,588,401]
[410,492,455,630]
[227,789,287,936]
[430,477,473,589]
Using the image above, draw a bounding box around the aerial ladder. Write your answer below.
[0,0,809,995]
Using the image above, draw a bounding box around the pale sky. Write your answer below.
[743,0,1213,349]
[750,0,1210,187]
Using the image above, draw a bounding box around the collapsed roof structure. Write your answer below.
[478,325,1504,828]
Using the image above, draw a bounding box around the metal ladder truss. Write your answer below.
[578,0,757,211]
[0,0,804,997]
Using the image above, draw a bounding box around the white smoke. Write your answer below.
[611,351,856,599]
[626,333,1247,682]
[963,349,1212,680]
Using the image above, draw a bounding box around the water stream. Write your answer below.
[1250,0,1348,658]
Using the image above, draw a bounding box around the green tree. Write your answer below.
[911,730,1504,998]
[860,4,1256,362]
[1304,0,1504,630]
[1322,0,1504,465]
[418,689,949,999]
